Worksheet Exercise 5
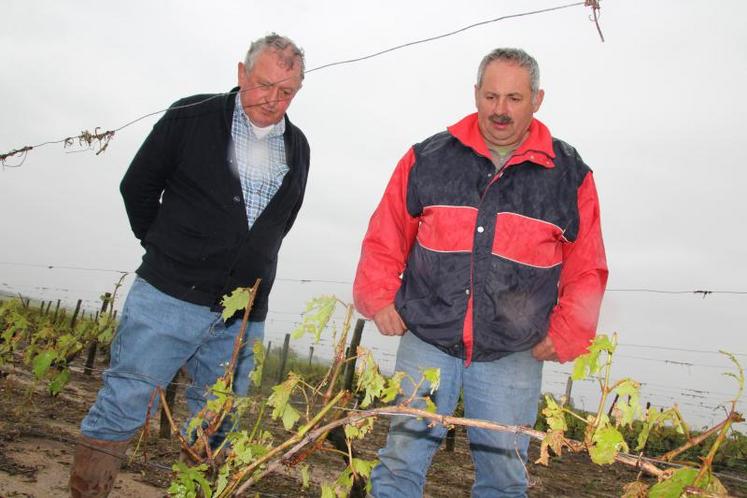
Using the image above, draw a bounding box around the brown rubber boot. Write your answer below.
[69,435,130,498]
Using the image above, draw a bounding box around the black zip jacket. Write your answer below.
[120,88,310,320]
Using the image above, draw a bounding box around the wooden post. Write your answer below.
[343,319,365,391]
[53,299,61,322]
[85,292,112,376]
[276,334,291,384]
[159,375,179,439]
[308,346,314,368]
[563,376,573,406]
[70,299,83,328]
[39,300,46,312]
[445,427,457,452]
[260,341,271,386]
[44,300,52,316]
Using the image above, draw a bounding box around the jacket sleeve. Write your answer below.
[353,148,420,319]
[119,105,180,241]
[547,171,608,362]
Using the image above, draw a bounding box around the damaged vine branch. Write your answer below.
[152,290,745,498]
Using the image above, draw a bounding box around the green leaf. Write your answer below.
[48,369,71,395]
[648,467,698,498]
[355,351,386,408]
[220,288,252,322]
[300,464,310,489]
[542,395,568,432]
[424,395,437,414]
[351,458,377,479]
[97,324,115,344]
[267,373,301,430]
[344,423,361,440]
[320,483,336,498]
[291,296,337,342]
[249,340,265,387]
[588,425,628,465]
[169,461,213,498]
[422,367,441,394]
[55,334,80,356]
[611,378,641,428]
[635,406,688,451]
[572,334,615,380]
[381,371,405,404]
[31,350,57,380]
[228,430,256,465]
[281,403,301,431]
[213,465,230,497]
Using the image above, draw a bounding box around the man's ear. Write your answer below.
[532,89,545,112]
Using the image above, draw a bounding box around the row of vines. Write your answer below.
[1,286,745,497]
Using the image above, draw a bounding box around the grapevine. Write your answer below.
[158,289,745,498]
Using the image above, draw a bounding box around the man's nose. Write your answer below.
[494,97,509,115]
[265,87,280,106]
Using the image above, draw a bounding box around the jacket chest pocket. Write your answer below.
[491,212,566,268]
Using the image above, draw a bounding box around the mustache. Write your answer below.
[489,114,512,125]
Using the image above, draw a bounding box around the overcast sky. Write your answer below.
[1,0,745,428]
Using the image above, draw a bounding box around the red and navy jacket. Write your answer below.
[353,113,607,364]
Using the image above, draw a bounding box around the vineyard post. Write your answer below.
[308,346,314,368]
[445,426,457,452]
[39,300,46,313]
[343,318,365,391]
[85,292,111,375]
[70,299,83,328]
[276,333,291,385]
[564,376,573,406]
[52,299,61,322]
[44,300,52,316]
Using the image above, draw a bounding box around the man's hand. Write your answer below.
[532,336,559,362]
[373,303,407,336]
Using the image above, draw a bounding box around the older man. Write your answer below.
[70,34,309,497]
[354,48,607,497]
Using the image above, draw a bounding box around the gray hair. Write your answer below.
[244,33,305,80]
[476,48,540,95]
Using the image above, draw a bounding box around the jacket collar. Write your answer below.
[447,113,556,169]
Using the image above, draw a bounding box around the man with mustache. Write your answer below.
[69,33,309,497]
[354,48,607,497]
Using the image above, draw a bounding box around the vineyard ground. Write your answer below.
[1,358,746,498]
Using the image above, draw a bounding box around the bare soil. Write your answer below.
[1,361,745,498]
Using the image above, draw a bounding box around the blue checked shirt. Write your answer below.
[231,93,289,229]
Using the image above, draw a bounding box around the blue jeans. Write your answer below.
[371,332,543,498]
[81,277,264,444]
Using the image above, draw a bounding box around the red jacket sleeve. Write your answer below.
[547,171,608,362]
[353,148,420,318]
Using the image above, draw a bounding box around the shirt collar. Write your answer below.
[234,92,286,139]
[447,113,556,169]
